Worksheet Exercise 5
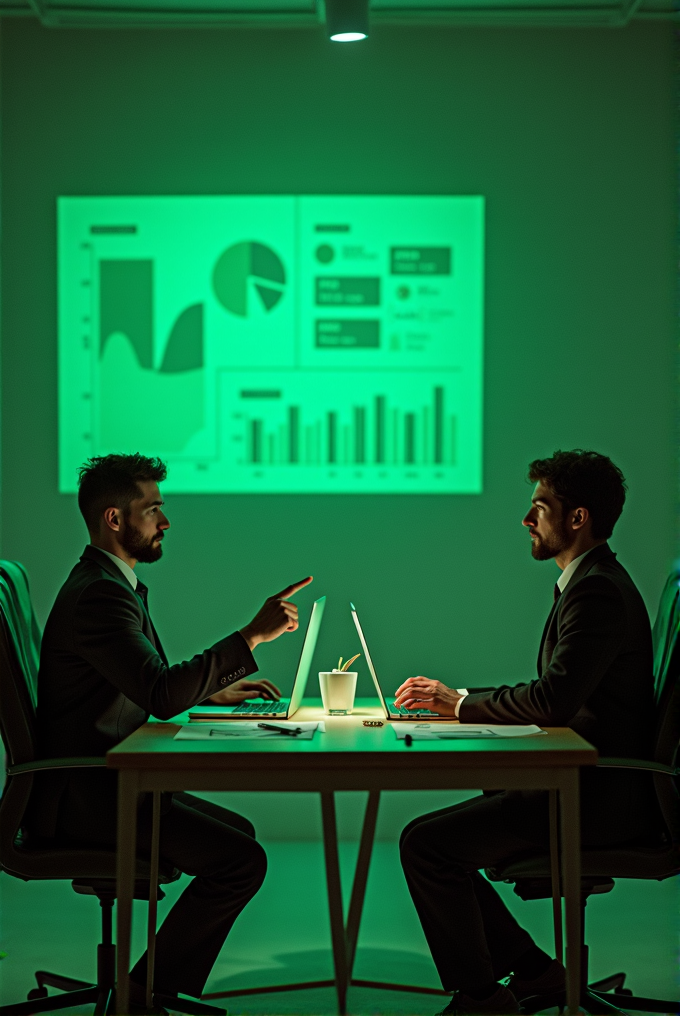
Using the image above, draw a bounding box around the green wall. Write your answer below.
[1,19,676,723]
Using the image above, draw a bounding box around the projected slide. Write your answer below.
[58,195,484,493]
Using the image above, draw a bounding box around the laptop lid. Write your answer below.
[350,603,389,719]
[288,595,326,717]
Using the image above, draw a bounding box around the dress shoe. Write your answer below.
[507,957,566,1008]
[435,984,520,1014]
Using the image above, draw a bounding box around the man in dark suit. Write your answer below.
[396,450,657,1015]
[34,453,312,1012]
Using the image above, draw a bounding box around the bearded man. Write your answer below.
[33,453,311,1012]
[396,449,658,1016]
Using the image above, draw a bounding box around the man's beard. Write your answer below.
[120,518,163,563]
[530,521,572,561]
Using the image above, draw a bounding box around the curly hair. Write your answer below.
[527,449,626,541]
[77,453,167,533]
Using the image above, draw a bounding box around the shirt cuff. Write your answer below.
[454,689,469,719]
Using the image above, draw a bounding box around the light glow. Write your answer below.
[330,31,367,41]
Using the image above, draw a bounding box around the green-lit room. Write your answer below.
[0,2,678,1014]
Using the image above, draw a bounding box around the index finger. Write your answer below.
[258,679,283,696]
[274,576,314,599]
[394,677,420,695]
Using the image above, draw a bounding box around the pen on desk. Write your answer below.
[257,722,303,736]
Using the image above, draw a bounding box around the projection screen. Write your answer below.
[58,195,484,494]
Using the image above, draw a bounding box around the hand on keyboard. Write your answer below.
[393,677,463,717]
[208,678,282,706]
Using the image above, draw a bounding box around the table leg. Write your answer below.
[115,769,139,1016]
[346,790,380,978]
[146,791,161,1009]
[548,789,563,966]
[320,792,349,1015]
[559,770,581,1015]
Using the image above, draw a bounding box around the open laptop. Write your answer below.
[351,602,451,721]
[189,596,326,721]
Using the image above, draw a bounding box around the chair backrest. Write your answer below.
[0,560,41,708]
[650,566,680,842]
[0,571,45,873]
[0,574,40,770]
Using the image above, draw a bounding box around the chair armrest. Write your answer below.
[7,757,106,776]
[596,756,679,777]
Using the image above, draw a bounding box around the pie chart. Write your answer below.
[212,241,286,317]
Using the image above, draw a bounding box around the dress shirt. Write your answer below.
[454,548,595,717]
[453,688,469,718]
[98,548,138,590]
[555,549,591,594]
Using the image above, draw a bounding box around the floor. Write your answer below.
[0,841,678,1015]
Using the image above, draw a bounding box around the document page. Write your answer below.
[175,721,324,740]
[393,723,546,740]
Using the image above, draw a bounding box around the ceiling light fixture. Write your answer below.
[325,0,369,42]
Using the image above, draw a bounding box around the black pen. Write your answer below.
[257,722,303,737]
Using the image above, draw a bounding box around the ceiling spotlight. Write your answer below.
[325,0,369,41]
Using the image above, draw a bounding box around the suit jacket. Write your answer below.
[30,545,257,840]
[459,543,658,845]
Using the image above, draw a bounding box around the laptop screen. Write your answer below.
[350,603,389,718]
[288,596,326,715]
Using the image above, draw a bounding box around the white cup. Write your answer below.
[319,671,358,715]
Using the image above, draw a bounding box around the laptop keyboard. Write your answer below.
[388,701,438,716]
[232,700,289,714]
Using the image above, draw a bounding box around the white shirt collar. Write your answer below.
[98,548,138,590]
[556,549,592,593]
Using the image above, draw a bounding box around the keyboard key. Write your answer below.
[234,701,288,714]
[389,702,434,716]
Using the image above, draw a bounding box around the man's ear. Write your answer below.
[570,506,590,531]
[103,506,122,532]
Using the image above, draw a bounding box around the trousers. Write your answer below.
[57,791,267,998]
[399,793,543,993]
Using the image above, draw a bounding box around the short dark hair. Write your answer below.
[527,449,627,541]
[77,453,167,533]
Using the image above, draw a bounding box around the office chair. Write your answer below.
[0,563,225,1016]
[0,561,41,695]
[486,568,680,1015]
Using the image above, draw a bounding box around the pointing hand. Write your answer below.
[240,577,313,650]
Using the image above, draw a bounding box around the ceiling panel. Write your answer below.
[0,0,675,27]
[45,0,316,9]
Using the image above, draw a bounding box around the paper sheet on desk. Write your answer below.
[175,721,324,740]
[393,723,546,740]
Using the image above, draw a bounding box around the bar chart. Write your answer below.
[242,386,456,468]
[218,369,479,493]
